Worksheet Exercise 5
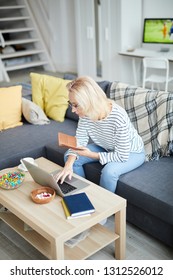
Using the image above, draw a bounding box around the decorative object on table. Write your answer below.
[31,187,55,204]
[0,171,25,190]
[24,223,33,231]
[61,199,91,219]
[62,192,95,218]
[65,230,90,248]
[18,157,37,172]
[0,206,10,212]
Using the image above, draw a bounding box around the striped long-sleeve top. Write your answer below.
[71,103,144,165]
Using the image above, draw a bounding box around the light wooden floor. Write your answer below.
[0,214,172,260]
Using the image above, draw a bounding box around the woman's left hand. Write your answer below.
[73,147,100,160]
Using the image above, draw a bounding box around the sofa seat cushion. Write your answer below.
[116,157,173,225]
[45,142,68,168]
[45,121,79,167]
[0,118,77,170]
[81,157,173,226]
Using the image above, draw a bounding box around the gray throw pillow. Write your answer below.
[22,98,50,125]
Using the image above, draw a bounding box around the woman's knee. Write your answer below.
[101,164,119,179]
[100,166,118,193]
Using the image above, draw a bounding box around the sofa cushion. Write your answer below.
[116,156,173,225]
[30,73,71,122]
[65,106,79,122]
[0,116,78,170]
[97,80,112,97]
[21,83,32,101]
[63,73,77,80]
[0,85,23,131]
[82,157,173,227]
[64,73,112,97]
[22,98,50,125]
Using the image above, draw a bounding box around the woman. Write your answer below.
[56,76,145,193]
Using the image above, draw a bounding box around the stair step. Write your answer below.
[6,60,49,71]
[0,1,55,81]
[0,16,30,21]
[0,38,40,46]
[0,49,45,59]
[0,6,25,10]
[1,27,35,33]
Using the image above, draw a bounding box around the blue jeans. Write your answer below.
[64,143,145,193]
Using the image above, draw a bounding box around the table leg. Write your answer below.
[51,238,64,260]
[132,57,138,86]
[114,207,126,260]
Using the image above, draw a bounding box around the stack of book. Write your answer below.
[61,192,95,219]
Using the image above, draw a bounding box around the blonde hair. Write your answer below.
[66,76,112,120]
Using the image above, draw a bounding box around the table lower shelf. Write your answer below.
[0,212,119,260]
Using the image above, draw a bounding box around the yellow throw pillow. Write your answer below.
[30,73,71,122]
[0,86,23,131]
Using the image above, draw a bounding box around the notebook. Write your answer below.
[61,199,91,219]
[22,160,90,197]
[62,192,95,217]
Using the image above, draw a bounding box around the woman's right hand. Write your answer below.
[55,165,73,184]
[54,154,76,184]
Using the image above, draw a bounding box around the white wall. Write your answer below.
[119,0,173,85]
[120,0,142,51]
[74,0,97,78]
[74,0,122,81]
[49,0,76,73]
[142,0,173,51]
[29,0,173,84]
[28,0,51,51]
[29,0,77,73]
[118,0,143,84]
[101,0,121,81]
[143,0,173,18]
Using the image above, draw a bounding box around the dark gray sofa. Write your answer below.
[1,78,173,248]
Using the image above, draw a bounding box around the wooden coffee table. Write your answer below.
[0,157,126,260]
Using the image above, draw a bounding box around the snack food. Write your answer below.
[0,171,25,190]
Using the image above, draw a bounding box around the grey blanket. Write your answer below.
[110,82,173,160]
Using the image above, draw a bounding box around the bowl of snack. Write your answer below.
[31,187,55,204]
[0,170,25,190]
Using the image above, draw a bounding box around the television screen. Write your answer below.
[143,18,173,44]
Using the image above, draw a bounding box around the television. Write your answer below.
[143,18,173,45]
